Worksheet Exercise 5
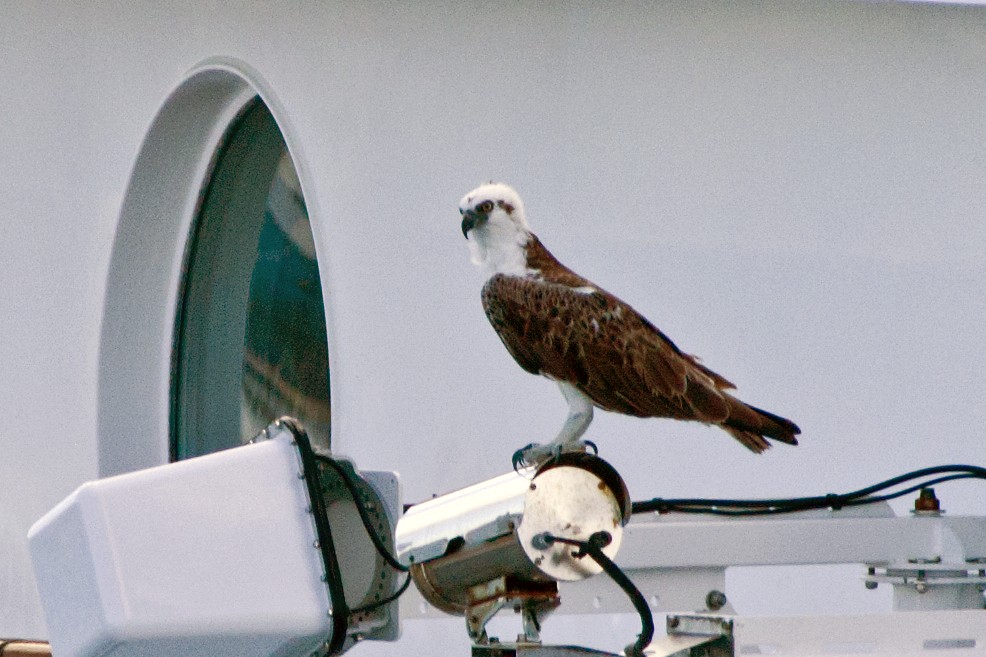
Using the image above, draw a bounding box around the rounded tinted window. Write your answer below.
[173,99,330,458]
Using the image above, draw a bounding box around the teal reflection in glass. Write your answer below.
[173,100,330,459]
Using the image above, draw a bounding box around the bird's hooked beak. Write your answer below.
[460,210,484,238]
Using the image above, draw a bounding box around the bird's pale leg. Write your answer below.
[514,382,595,469]
[553,381,594,445]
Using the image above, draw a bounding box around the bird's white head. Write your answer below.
[459,182,532,277]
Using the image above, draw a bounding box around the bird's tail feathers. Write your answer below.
[724,398,801,453]
[723,427,772,454]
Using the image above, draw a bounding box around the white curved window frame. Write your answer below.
[99,59,328,477]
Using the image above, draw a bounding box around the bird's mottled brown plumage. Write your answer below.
[481,235,800,453]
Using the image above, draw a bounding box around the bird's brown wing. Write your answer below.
[480,274,734,425]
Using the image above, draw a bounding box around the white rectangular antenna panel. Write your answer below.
[28,433,332,657]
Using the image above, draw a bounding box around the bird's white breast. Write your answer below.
[468,223,535,278]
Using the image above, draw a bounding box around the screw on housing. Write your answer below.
[913,487,942,515]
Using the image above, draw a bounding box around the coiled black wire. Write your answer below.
[632,464,986,516]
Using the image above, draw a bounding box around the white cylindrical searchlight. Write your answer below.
[395,453,630,643]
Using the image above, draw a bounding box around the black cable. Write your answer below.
[854,473,975,505]
[349,573,413,615]
[542,532,654,657]
[281,418,349,656]
[646,474,979,517]
[310,451,413,616]
[835,464,986,499]
[280,417,412,641]
[314,453,410,573]
[632,464,986,516]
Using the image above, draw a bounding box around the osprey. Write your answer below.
[459,182,800,466]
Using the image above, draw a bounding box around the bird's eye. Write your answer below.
[477,200,494,213]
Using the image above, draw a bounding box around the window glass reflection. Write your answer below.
[173,100,330,459]
[242,153,331,447]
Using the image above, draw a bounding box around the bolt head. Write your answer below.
[705,590,728,611]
